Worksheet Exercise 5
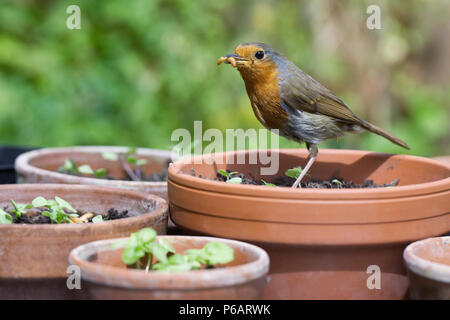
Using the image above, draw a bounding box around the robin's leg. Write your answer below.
[291,143,318,188]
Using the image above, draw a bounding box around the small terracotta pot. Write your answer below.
[168,149,450,299]
[69,236,270,300]
[15,146,171,200]
[404,236,450,299]
[0,184,168,299]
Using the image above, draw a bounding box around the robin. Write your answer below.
[218,42,409,188]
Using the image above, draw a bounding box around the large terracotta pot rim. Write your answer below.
[403,236,450,283]
[0,184,168,232]
[169,149,450,200]
[69,236,270,290]
[15,146,171,188]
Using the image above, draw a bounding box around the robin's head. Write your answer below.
[218,43,283,80]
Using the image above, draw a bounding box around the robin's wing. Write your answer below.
[279,67,363,125]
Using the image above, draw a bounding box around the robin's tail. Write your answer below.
[359,120,410,150]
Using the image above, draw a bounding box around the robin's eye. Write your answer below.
[255,51,265,60]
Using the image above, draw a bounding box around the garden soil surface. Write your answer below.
[9,208,129,224]
[190,169,400,189]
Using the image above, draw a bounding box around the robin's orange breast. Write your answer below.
[239,67,289,131]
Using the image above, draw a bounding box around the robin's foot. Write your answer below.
[292,144,318,188]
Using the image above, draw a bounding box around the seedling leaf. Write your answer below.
[217,169,229,178]
[0,209,12,224]
[55,196,77,213]
[78,164,94,175]
[94,168,107,178]
[227,177,242,184]
[285,167,302,179]
[10,199,31,217]
[101,152,119,161]
[92,215,103,223]
[158,238,176,254]
[135,159,147,166]
[261,179,276,187]
[32,196,50,208]
[59,158,78,173]
[148,242,169,264]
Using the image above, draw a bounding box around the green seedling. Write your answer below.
[101,152,119,161]
[152,254,201,272]
[58,158,78,174]
[119,228,176,271]
[10,200,32,218]
[78,164,107,178]
[185,242,234,267]
[78,164,94,175]
[59,158,108,178]
[285,167,303,179]
[0,208,12,224]
[32,196,79,224]
[113,228,234,272]
[218,169,242,184]
[125,148,147,166]
[331,179,343,187]
[92,215,104,223]
[261,179,276,187]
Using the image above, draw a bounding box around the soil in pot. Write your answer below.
[69,233,270,300]
[168,148,450,299]
[191,168,400,189]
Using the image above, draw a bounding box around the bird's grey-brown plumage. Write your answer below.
[276,51,410,149]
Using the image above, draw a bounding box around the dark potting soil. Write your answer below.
[189,169,400,189]
[9,208,129,224]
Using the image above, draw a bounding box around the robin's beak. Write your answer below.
[217,53,249,67]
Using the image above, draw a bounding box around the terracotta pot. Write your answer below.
[15,146,171,200]
[0,184,168,299]
[433,156,450,166]
[404,236,450,299]
[168,149,450,299]
[69,235,270,299]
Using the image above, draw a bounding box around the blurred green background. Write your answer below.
[0,0,448,156]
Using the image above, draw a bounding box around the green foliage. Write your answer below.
[218,169,242,184]
[59,158,78,174]
[0,209,13,224]
[331,179,343,187]
[10,199,32,218]
[261,179,276,187]
[59,158,107,178]
[285,167,303,179]
[32,196,78,224]
[101,152,119,161]
[152,254,201,272]
[92,215,103,223]
[185,241,234,267]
